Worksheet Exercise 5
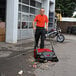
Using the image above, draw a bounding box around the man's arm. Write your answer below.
[46,22,48,31]
[45,16,49,31]
[33,15,37,30]
[32,21,36,30]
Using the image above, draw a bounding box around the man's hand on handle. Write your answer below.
[33,21,36,31]
[46,27,48,31]
[46,22,48,31]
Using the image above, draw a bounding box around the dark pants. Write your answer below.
[34,28,45,49]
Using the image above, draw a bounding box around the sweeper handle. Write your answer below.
[45,30,55,51]
[49,36,54,51]
[33,30,38,54]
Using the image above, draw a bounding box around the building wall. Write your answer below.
[6,0,18,43]
[49,0,55,30]
[5,0,55,43]
[50,0,55,12]
[42,0,50,17]
[59,21,76,33]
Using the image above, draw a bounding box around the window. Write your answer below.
[48,23,53,27]
[22,5,29,13]
[18,13,21,21]
[22,15,29,22]
[19,4,21,11]
[30,0,42,8]
[22,22,28,29]
[18,22,21,29]
[49,18,53,22]
[35,9,39,15]
[30,0,36,7]
[29,22,33,28]
[30,7,35,14]
[18,0,42,29]
[19,0,21,2]
[36,2,42,8]
[18,21,28,29]
[29,15,35,21]
[22,0,29,5]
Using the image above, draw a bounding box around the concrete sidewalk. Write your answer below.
[0,38,35,59]
[34,34,76,76]
[65,34,76,40]
[0,38,35,76]
[0,34,75,52]
[0,34,76,76]
[0,34,75,62]
[0,38,34,51]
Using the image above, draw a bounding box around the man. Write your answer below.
[33,8,49,49]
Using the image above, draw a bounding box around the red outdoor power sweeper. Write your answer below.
[34,35,59,63]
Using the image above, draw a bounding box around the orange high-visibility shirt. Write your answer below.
[34,14,49,27]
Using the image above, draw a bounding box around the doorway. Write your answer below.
[0,0,6,42]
